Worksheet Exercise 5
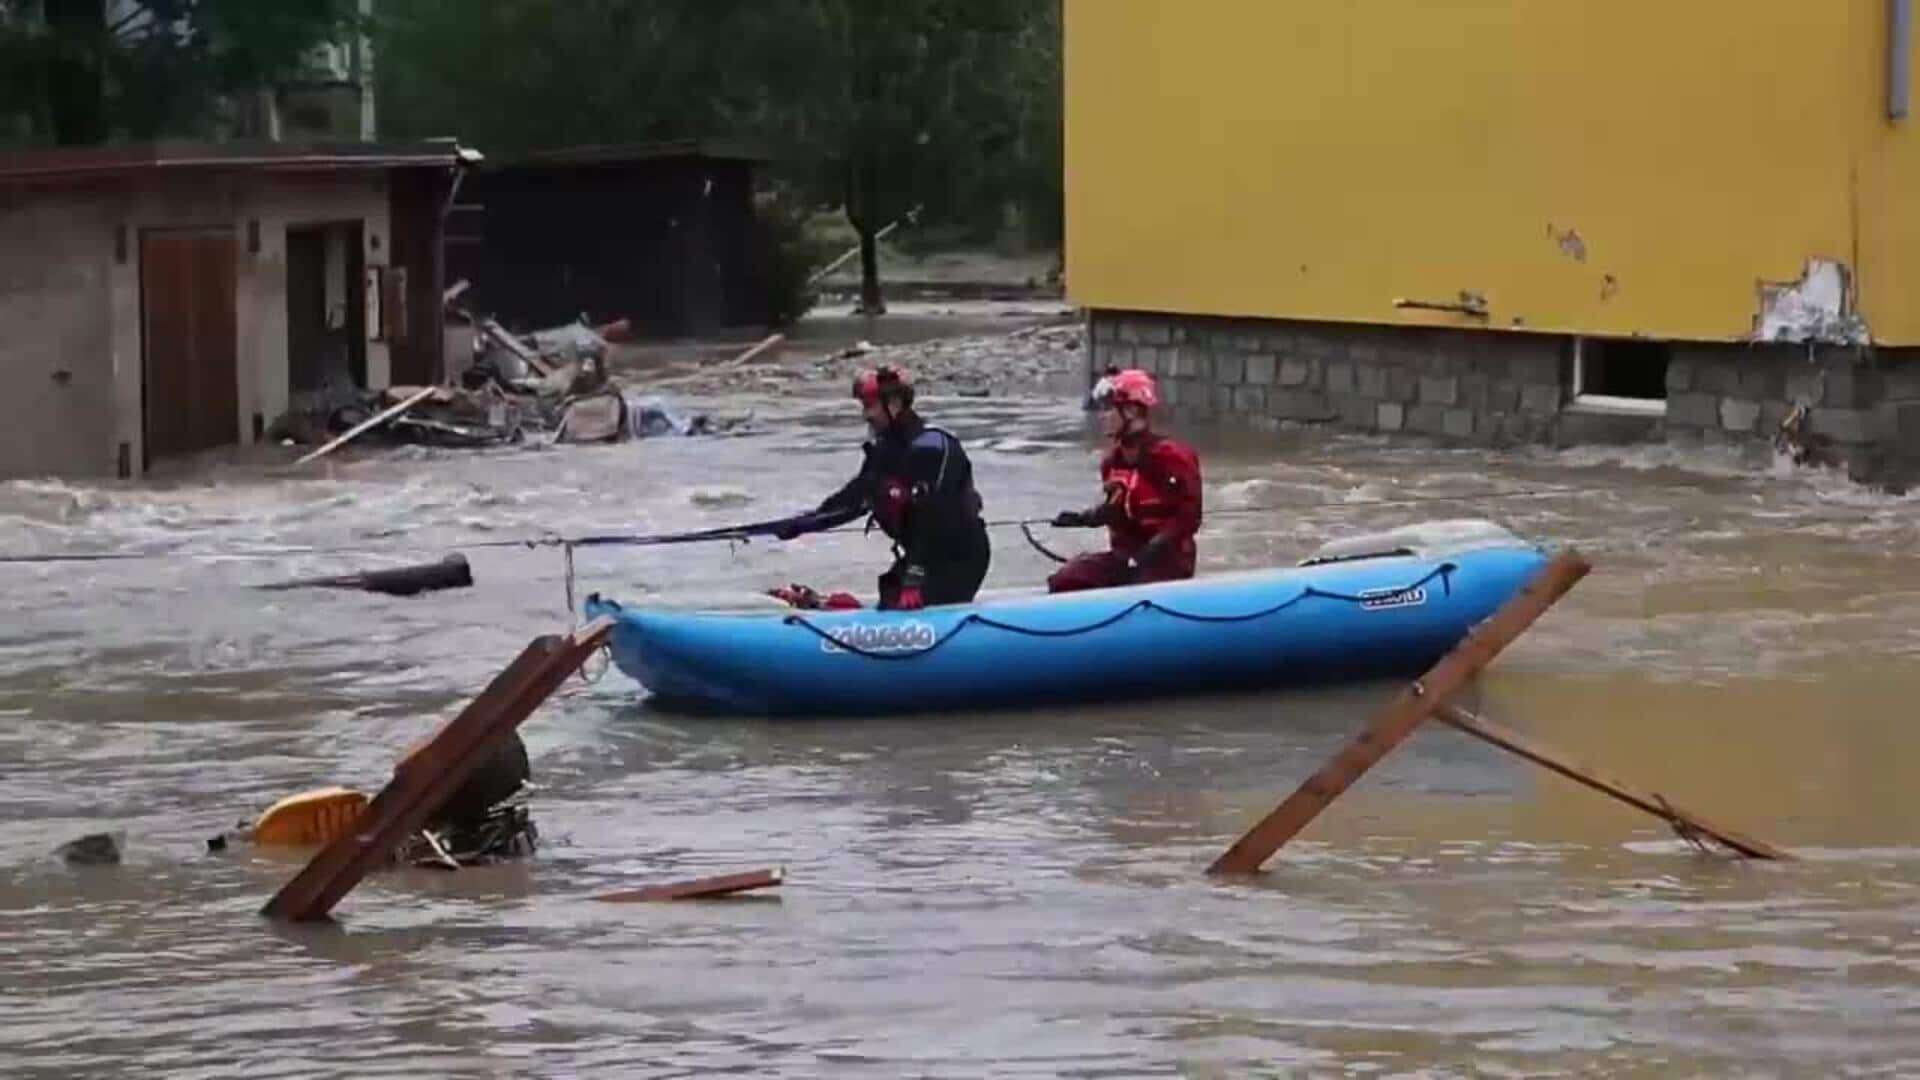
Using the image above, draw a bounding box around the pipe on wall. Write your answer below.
[1892,0,1912,121]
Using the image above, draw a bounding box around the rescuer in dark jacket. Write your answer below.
[775,365,991,610]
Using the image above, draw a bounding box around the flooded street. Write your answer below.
[5,341,1920,1076]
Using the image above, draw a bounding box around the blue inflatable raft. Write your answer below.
[583,519,1549,717]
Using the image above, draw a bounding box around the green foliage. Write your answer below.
[0,0,364,145]
[0,0,1063,302]
[750,186,830,328]
[373,0,1064,253]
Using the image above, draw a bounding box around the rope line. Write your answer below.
[775,563,1457,662]
[0,486,1589,567]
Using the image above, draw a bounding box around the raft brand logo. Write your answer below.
[1359,585,1427,611]
[819,619,939,654]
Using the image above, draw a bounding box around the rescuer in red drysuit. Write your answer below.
[772,365,991,611]
[1047,368,1203,592]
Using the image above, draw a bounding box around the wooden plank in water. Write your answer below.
[295,384,440,466]
[1207,551,1592,875]
[1434,703,1791,860]
[262,618,613,922]
[592,868,785,903]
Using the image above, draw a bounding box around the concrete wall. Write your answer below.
[0,193,118,479]
[0,172,392,480]
[1090,311,1920,485]
[1066,0,1920,345]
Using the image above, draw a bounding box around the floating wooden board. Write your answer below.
[592,867,785,903]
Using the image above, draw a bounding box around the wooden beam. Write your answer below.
[1434,703,1791,860]
[262,619,612,922]
[726,332,784,367]
[1208,551,1592,875]
[294,384,439,466]
[592,868,785,903]
[647,333,786,390]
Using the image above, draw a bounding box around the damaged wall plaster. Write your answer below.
[1548,224,1588,263]
[1753,258,1870,345]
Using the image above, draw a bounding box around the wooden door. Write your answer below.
[142,229,238,463]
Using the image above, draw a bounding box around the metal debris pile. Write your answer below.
[267,288,740,456]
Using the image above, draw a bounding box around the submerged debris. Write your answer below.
[58,832,123,866]
[215,732,539,871]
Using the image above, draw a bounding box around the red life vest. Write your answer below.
[1099,434,1202,577]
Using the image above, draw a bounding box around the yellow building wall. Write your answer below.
[1066,0,1920,344]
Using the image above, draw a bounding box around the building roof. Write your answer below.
[493,139,770,170]
[0,139,477,186]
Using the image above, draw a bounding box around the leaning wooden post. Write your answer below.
[1208,551,1591,875]
[262,618,613,922]
[1433,703,1790,860]
[295,385,440,466]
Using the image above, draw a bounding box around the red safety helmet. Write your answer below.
[1092,368,1159,411]
[852,365,914,408]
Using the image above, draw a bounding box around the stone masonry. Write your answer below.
[1087,310,1920,485]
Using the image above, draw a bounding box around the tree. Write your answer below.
[371,1,1064,313]
[0,0,364,145]
[765,0,1043,314]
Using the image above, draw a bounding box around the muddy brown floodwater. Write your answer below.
[3,344,1919,1076]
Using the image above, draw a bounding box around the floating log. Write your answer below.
[262,618,613,922]
[257,553,474,597]
[1208,551,1592,875]
[592,867,784,903]
[1434,703,1790,860]
[295,384,441,466]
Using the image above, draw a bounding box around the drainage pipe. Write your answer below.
[1892,0,1912,121]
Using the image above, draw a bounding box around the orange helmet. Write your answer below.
[1091,368,1159,410]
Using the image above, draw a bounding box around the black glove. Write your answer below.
[1125,535,1170,582]
[1052,509,1094,528]
[773,519,806,541]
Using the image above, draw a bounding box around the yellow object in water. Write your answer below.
[250,786,369,847]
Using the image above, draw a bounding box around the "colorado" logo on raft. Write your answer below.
[819,620,939,654]
[1359,585,1428,611]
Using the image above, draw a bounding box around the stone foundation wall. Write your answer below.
[1087,310,1920,484]
[1664,344,1920,480]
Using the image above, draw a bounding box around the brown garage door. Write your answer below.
[142,229,238,463]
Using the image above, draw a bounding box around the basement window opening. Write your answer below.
[1572,337,1668,416]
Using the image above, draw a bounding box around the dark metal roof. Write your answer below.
[0,139,473,186]
[495,139,770,170]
